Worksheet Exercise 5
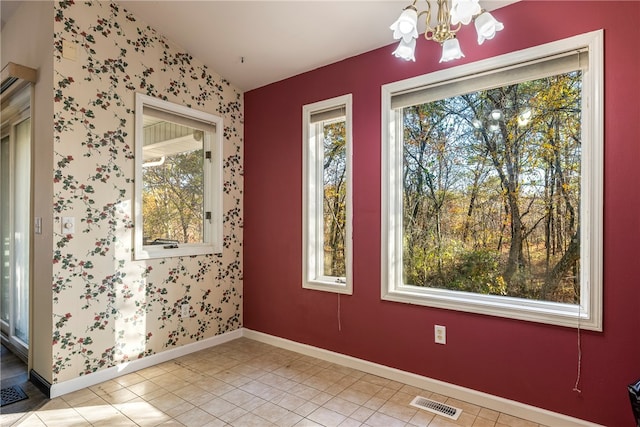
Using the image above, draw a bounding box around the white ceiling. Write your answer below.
[2,1,517,92]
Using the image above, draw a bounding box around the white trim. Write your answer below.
[381,30,603,331]
[242,329,603,427]
[302,94,353,295]
[50,329,242,398]
[133,93,223,261]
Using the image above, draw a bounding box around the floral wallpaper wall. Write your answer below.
[51,0,243,383]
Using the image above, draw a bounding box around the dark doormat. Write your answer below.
[0,385,28,407]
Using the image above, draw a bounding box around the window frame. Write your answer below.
[302,94,353,294]
[381,31,603,331]
[134,93,223,260]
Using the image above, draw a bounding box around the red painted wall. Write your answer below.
[244,2,640,425]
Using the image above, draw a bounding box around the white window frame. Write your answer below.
[303,94,353,294]
[134,93,223,260]
[381,31,603,330]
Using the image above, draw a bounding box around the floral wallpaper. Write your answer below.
[51,0,243,383]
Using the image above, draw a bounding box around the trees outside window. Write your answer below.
[382,31,602,330]
[303,94,353,294]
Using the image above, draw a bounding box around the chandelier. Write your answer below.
[390,0,504,63]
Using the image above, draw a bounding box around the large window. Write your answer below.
[303,94,353,294]
[381,31,603,330]
[134,94,223,260]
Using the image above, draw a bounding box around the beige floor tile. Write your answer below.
[99,386,139,404]
[218,405,248,423]
[307,406,348,427]
[294,418,324,426]
[323,396,361,417]
[472,416,497,427]
[388,390,415,405]
[174,406,219,427]
[251,401,291,423]
[10,413,47,427]
[199,396,237,417]
[294,401,321,417]
[350,405,375,422]
[337,387,374,406]
[362,395,387,411]
[174,384,215,406]
[156,420,187,426]
[271,391,308,411]
[310,391,334,406]
[138,365,168,380]
[148,391,190,413]
[278,412,305,427]
[33,406,85,425]
[92,413,138,426]
[164,400,196,418]
[240,395,268,411]
[151,372,191,390]
[408,408,435,426]
[73,396,121,423]
[220,387,256,406]
[89,379,124,396]
[114,400,171,426]
[290,383,322,401]
[478,408,500,422]
[60,388,99,406]
[364,411,407,427]
[230,412,276,426]
[339,417,364,427]
[114,372,146,387]
[377,399,418,422]
[195,377,236,396]
[495,413,539,427]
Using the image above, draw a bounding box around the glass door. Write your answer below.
[0,85,31,360]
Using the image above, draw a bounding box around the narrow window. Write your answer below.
[382,31,603,330]
[134,93,223,260]
[303,94,353,294]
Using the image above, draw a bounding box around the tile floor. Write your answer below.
[4,338,546,427]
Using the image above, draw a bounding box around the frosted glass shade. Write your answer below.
[451,0,481,26]
[390,8,419,43]
[440,38,464,63]
[392,38,417,61]
[475,11,504,45]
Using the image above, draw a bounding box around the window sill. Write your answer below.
[303,279,353,295]
[382,284,601,331]
[134,243,220,260]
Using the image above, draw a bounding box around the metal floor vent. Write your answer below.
[1,385,28,407]
[410,396,462,420]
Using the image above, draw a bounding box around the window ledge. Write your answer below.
[134,243,220,260]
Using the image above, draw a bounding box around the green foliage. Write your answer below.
[142,149,204,244]
[401,71,582,303]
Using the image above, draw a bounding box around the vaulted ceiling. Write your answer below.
[1,1,517,92]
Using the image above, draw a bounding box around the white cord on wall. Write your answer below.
[573,304,582,394]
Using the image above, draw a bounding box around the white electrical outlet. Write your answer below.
[434,325,446,344]
[181,303,189,318]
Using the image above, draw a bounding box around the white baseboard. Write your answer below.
[50,328,243,398]
[242,328,603,427]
